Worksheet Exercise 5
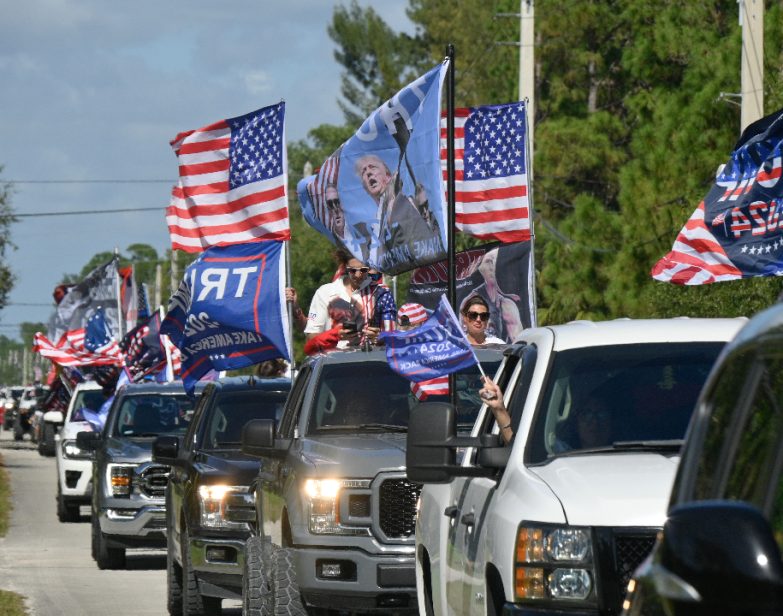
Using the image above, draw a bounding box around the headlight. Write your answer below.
[198,485,253,530]
[302,478,371,535]
[62,439,91,460]
[107,464,136,498]
[515,524,595,603]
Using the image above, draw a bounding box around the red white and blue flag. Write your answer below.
[166,102,290,253]
[33,309,123,368]
[653,107,783,284]
[442,102,531,243]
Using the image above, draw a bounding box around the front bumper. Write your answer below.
[189,536,247,598]
[294,547,417,613]
[502,606,599,616]
[99,505,167,547]
[57,455,93,499]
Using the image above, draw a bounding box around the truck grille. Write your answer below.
[378,478,421,539]
[138,465,170,498]
[613,533,657,596]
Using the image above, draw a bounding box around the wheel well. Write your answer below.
[485,563,505,616]
[282,508,293,547]
[418,545,435,616]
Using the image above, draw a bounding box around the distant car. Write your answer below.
[153,375,291,616]
[55,381,108,522]
[3,386,24,431]
[78,381,205,569]
[622,304,783,616]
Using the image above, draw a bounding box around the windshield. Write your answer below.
[527,342,725,464]
[202,390,288,450]
[112,394,195,437]
[70,389,108,422]
[307,361,500,435]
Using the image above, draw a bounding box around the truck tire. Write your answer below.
[39,423,56,457]
[56,482,80,523]
[167,537,184,616]
[273,548,308,616]
[243,536,272,616]
[13,417,24,441]
[182,526,222,615]
[92,513,126,569]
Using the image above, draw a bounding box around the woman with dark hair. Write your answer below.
[461,295,505,346]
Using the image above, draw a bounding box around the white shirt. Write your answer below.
[304,279,365,348]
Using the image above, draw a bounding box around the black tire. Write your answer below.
[243,536,272,616]
[92,513,126,569]
[167,535,184,616]
[273,548,308,616]
[13,417,23,441]
[56,482,80,523]
[182,526,222,616]
[38,423,56,456]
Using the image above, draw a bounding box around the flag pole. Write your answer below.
[160,304,174,382]
[523,100,538,327]
[285,240,296,374]
[113,248,124,339]
[446,44,457,407]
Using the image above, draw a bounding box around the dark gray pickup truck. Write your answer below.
[240,346,503,615]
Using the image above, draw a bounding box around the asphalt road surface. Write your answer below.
[0,429,241,615]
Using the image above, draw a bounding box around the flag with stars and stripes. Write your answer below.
[166,102,290,253]
[33,323,123,368]
[653,107,783,284]
[441,102,531,243]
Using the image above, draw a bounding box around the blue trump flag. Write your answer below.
[160,241,290,394]
[298,61,448,276]
[379,295,477,382]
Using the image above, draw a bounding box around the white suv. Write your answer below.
[407,317,746,616]
[55,381,107,522]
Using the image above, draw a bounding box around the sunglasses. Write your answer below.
[346,267,369,275]
[326,198,341,210]
[465,310,489,322]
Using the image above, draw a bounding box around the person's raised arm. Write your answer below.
[479,376,513,444]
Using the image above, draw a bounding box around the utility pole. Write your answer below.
[519,0,535,162]
[740,0,764,131]
[154,262,162,311]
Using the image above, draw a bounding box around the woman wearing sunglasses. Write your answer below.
[460,295,505,346]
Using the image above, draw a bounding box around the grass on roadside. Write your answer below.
[0,452,28,616]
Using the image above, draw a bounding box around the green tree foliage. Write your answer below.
[0,168,17,312]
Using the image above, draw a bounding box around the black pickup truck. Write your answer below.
[153,375,291,616]
[240,346,503,615]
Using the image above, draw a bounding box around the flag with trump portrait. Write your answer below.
[160,241,290,395]
[653,107,783,284]
[167,102,290,253]
[298,62,449,275]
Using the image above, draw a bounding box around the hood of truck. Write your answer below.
[301,433,407,475]
[193,451,260,484]
[529,452,678,527]
[105,436,155,462]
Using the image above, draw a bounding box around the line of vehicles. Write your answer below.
[21,307,783,615]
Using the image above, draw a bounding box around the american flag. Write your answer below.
[33,328,123,368]
[411,376,448,401]
[166,102,290,253]
[441,102,531,242]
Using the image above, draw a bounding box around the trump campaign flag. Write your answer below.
[653,107,783,284]
[442,102,532,243]
[379,295,477,382]
[167,102,290,252]
[298,62,448,275]
[160,241,290,394]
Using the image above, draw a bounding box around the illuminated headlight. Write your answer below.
[303,479,342,534]
[198,485,253,530]
[4,402,13,410]
[515,524,594,603]
[107,464,136,498]
[62,439,91,460]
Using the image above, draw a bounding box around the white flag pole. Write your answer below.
[160,305,174,382]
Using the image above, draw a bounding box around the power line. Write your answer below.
[16,207,166,218]
[7,179,173,184]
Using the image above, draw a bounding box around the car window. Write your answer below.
[527,342,725,464]
[279,366,310,438]
[307,363,412,433]
[70,389,108,422]
[113,394,195,437]
[202,391,288,449]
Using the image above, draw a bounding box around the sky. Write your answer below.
[0,0,413,341]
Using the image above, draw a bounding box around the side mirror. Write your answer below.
[241,419,277,458]
[655,501,783,613]
[76,430,101,451]
[406,402,457,483]
[153,435,180,465]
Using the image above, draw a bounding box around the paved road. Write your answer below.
[0,429,241,615]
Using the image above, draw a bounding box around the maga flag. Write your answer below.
[167,102,290,252]
[379,295,477,383]
[298,62,448,275]
[653,107,783,284]
[442,102,531,243]
[160,241,290,395]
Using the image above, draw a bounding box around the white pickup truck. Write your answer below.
[407,317,745,616]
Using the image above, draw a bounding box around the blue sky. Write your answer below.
[0,0,412,340]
